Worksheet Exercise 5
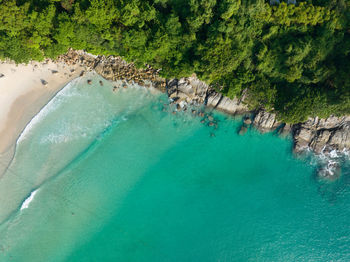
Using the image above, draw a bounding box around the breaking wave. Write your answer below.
[20,189,38,210]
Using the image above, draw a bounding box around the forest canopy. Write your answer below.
[0,0,349,123]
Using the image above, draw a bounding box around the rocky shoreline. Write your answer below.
[57,49,350,164]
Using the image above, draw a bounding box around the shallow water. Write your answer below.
[0,73,349,261]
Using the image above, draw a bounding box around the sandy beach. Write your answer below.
[0,59,85,174]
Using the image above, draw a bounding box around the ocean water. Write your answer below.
[0,73,350,261]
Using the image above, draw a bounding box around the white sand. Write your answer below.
[0,59,85,171]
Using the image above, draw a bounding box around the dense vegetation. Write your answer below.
[0,0,349,123]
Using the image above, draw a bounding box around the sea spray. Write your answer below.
[312,147,350,180]
[16,81,75,145]
[20,189,38,210]
[0,72,164,225]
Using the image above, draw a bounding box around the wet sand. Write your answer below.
[0,59,85,173]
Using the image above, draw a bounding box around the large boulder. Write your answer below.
[168,76,250,115]
[293,116,350,154]
[328,124,350,151]
[211,96,250,115]
[253,110,281,133]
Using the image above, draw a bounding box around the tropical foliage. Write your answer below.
[0,0,349,123]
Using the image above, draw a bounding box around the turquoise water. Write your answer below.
[0,73,350,261]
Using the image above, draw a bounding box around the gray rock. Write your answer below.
[328,124,350,151]
[296,128,314,142]
[0,73,4,78]
[293,116,350,154]
[40,79,48,86]
[309,130,332,153]
[206,92,222,108]
[238,125,248,135]
[279,123,292,137]
[56,49,350,158]
[318,116,345,129]
[317,161,341,180]
[168,76,250,115]
[253,110,281,133]
[293,127,313,153]
[165,74,349,156]
[170,91,189,101]
[177,79,196,97]
[214,96,250,115]
[243,116,252,125]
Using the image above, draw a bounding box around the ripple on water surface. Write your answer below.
[0,73,350,262]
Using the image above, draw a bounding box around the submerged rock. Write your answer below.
[168,76,250,115]
[316,161,341,180]
[238,125,248,135]
[54,49,350,161]
[293,116,350,154]
[243,116,252,125]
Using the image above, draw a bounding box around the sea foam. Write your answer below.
[17,81,75,144]
[20,189,38,210]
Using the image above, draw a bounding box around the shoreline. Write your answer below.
[0,59,85,174]
[0,49,349,178]
[60,49,348,157]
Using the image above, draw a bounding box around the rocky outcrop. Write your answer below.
[167,78,350,156]
[57,49,166,90]
[167,77,208,105]
[56,49,350,158]
[167,77,250,115]
[252,111,281,133]
[293,116,350,154]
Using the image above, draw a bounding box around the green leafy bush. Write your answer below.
[0,0,349,123]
